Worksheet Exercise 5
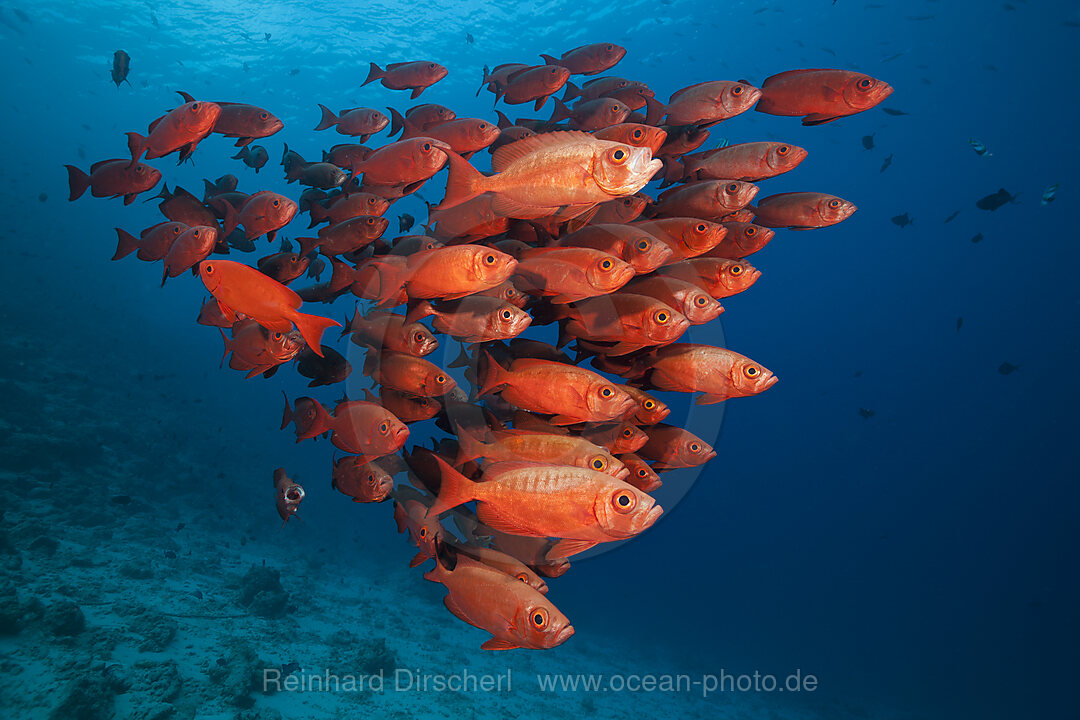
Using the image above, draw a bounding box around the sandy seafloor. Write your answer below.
[0,314,912,720]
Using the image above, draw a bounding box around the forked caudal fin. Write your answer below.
[437,151,488,212]
[288,311,340,357]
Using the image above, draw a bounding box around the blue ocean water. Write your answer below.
[1,1,1078,719]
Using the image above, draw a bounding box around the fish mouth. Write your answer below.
[613,466,630,480]
[641,504,664,528]
[762,374,779,390]
[552,624,575,646]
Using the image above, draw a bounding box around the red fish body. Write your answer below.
[351,137,450,186]
[281,394,335,441]
[112,221,187,262]
[223,191,298,242]
[592,123,667,154]
[752,192,856,229]
[407,297,532,343]
[314,104,389,140]
[221,319,304,378]
[541,43,626,75]
[755,68,893,125]
[309,192,389,227]
[498,65,571,109]
[628,343,778,404]
[333,456,395,503]
[390,104,456,135]
[555,223,673,274]
[705,222,775,259]
[659,257,760,298]
[651,181,759,220]
[126,99,221,164]
[679,141,808,183]
[341,307,439,356]
[297,215,388,258]
[658,81,761,127]
[514,247,635,303]
[622,275,724,325]
[329,400,409,459]
[394,498,444,567]
[199,259,340,355]
[257,252,310,285]
[364,61,448,98]
[549,98,630,131]
[632,218,729,262]
[65,159,161,204]
[364,350,456,397]
[161,225,218,285]
[638,424,716,470]
[559,293,689,355]
[564,77,654,109]
[273,468,305,524]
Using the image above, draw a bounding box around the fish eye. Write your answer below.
[479,123,488,130]
[500,309,512,320]
[632,128,643,140]
[419,526,428,538]
[600,386,614,398]
[428,63,436,69]
[379,421,389,433]
[204,263,214,273]
[744,365,760,378]
[414,331,425,342]
[726,183,739,193]
[622,427,633,438]
[193,230,200,237]
[643,399,655,410]
[609,148,627,164]
[777,145,790,155]
[637,468,648,478]
[689,442,701,453]
[259,112,268,120]
[531,608,549,628]
[273,332,283,341]
[694,295,707,306]
[484,253,496,265]
[635,238,650,251]
[435,374,446,384]
[612,490,636,512]
[732,86,743,96]
[605,44,614,52]
[695,223,707,233]
[621,198,633,207]
[422,142,432,152]
[366,474,376,486]
[857,78,874,90]
[590,457,606,471]
[618,80,628,88]
[272,199,280,207]
[610,103,619,113]
[516,573,529,584]
[730,265,743,275]
[600,258,613,270]
[191,102,200,111]
[654,310,669,324]
[746,227,756,236]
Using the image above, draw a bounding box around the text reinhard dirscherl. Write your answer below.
[263,668,819,698]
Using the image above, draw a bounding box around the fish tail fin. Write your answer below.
[314,103,339,131]
[447,343,473,369]
[539,53,559,65]
[363,62,384,86]
[230,147,249,161]
[289,311,340,358]
[644,96,667,126]
[221,199,240,236]
[308,203,327,227]
[438,151,487,212]
[494,110,512,129]
[280,142,291,166]
[423,538,458,581]
[387,106,407,137]
[403,300,436,326]
[549,97,572,123]
[425,456,479,517]
[280,391,294,430]
[562,81,581,102]
[125,131,147,166]
[112,228,139,260]
[296,236,320,259]
[476,350,513,398]
[452,423,490,465]
[64,165,90,201]
[218,327,233,367]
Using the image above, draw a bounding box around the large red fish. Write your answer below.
[752,192,856,229]
[389,104,457,136]
[66,159,161,204]
[112,222,187,262]
[308,192,390,227]
[654,81,761,127]
[314,105,388,141]
[406,297,532,343]
[706,222,775,259]
[627,343,778,403]
[564,77,654,109]
[554,224,673,274]
[395,114,501,158]
[220,320,303,378]
[754,68,893,125]
[161,225,217,285]
[364,61,448,98]
[496,65,571,110]
[329,399,410,459]
[341,308,438,356]
[513,247,635,303]
[549,98,630,131]
[332,456,394,503]
[126,99,221,164]
[659,257,760,298]
[541,43,626,76]
[349,137,450,186]
[678,141,808,184]
[638,424,716,470]
[557,293,689,356]
[177,92,283,146]
[199,259,340,355]
[623,275,724,325]
[222,191,298,242]
[632,218,729,262]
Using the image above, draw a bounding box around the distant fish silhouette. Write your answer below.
[976,188,1018,211]
[862,134,875,150]
[466,32,474,44]
[858,408,875,419]
[880,153,893,173]
[998,362,1019,375]
[111,50,132,88]
[1041,183,1058,206]
[956,317,963,332]
[943,209,960,223]
[891,212,912,228]
[881,107,907,116]
[399,213,415,232]
[971,232,983,243]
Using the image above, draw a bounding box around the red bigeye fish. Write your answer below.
[161,225,217,285]
[308,192,390,227]
[446,541,549,595]
[592,123,667,154]
[629,343,778,404]
[394,498,444,567]
[592,193,651,224]
[752,192,857,229]
[388,104,457,136]
[549,97,630,131]
[65,159,161,204]
[392,111,501,158]
[555,223,673,274]
[619,453,662,492]
[632,218,728,262]
[406,297,532,343]
[363,350,456,397]
[623,275,724,325]
[754,68,893,125]
[705,222,775,259]
[478,63,529,97]
[423,542,574,650]
[557,293,690,356]
[362,387,441,424]
[349,137,450,186]
[314,104,389,141]
[679,141,808,183]
[659,257,761,299]
[199,259,340,355]
[197,297,232,328]
[478,353,636,424]
[578,422,649,454]
[454,427,628,480]
[638,424,716,470]
[653,81,761,127]
[619,386,670,425]
[126,98,221,165]
[328,399,410,459]
[363,60,448,99]
[380,245,518,303]
[650,181,759,220]
[256,252,310,285]
[437,131,661,220]
[332,456,395,503]
[273,468,305,525]
[177,92,283,146]
[221,191,298,242]
[564,77,654,109]
[220,320,303,378]
[281,393,335,441]
[540,43,627,75]
[426,194,512,241]
[514,247,636,303]
[296,215,388,258]
[495,65,571,110]
[112,221,187,262]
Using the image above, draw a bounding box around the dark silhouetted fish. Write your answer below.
[858,408,875,419]
[971,232,983,243]
[943,210,960,224]
[399,213,415,232]
[956,317,963,332]
[1041,183,1058,206]
[881,108,907,116]
[891,212,912,228]
[862,134,874,150]
[880,153,892,173]
[112,50,131,88]
[998,362,1019,375]
[976,188,1018,211]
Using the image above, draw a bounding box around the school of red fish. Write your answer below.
[68,46,891,651]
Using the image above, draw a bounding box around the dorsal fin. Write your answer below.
[491,130,594,173]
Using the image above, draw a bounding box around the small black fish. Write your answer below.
[164,550,177,559]
[111,50,132,88]
[307,256,326,281]
[466,32,474,44]
[976,188,1018,211]
[38,192,47,203]
[265,32,272,42]
[111,495,132,505]
[176,523,186,531]
[943,210,960,224]
[998,362,1019,375]
[289,68,300,76]
[881,108,907,116]
[891,212,913,228]
[232,144,269,173]
[879,153,893,173]
[854,370,863,378]
[398,213,415,232]
[956,317,963,332]
[971,232,984,243]
[861,134,875,150]
[858,408,875,419]
[297,346,351,387]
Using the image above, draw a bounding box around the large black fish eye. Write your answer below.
[777,145,790,155]
[695,295,707,306]
[689,442,701,453]
[428,63,436,69]
[632,128,643,140]
[484,254,496,265]
[730,265,743,275]
[727,183,739,193]
[605,44,614,52]
[272,199,280,207]
[828,199,842,208]
[191,102,200,111]
[636,239,649,251]
[501,309,512,320]
[732,86,743,96]
[259,111,268,120]
[858,78,874,90]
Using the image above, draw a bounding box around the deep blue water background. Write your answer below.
[2,0,1079,718]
